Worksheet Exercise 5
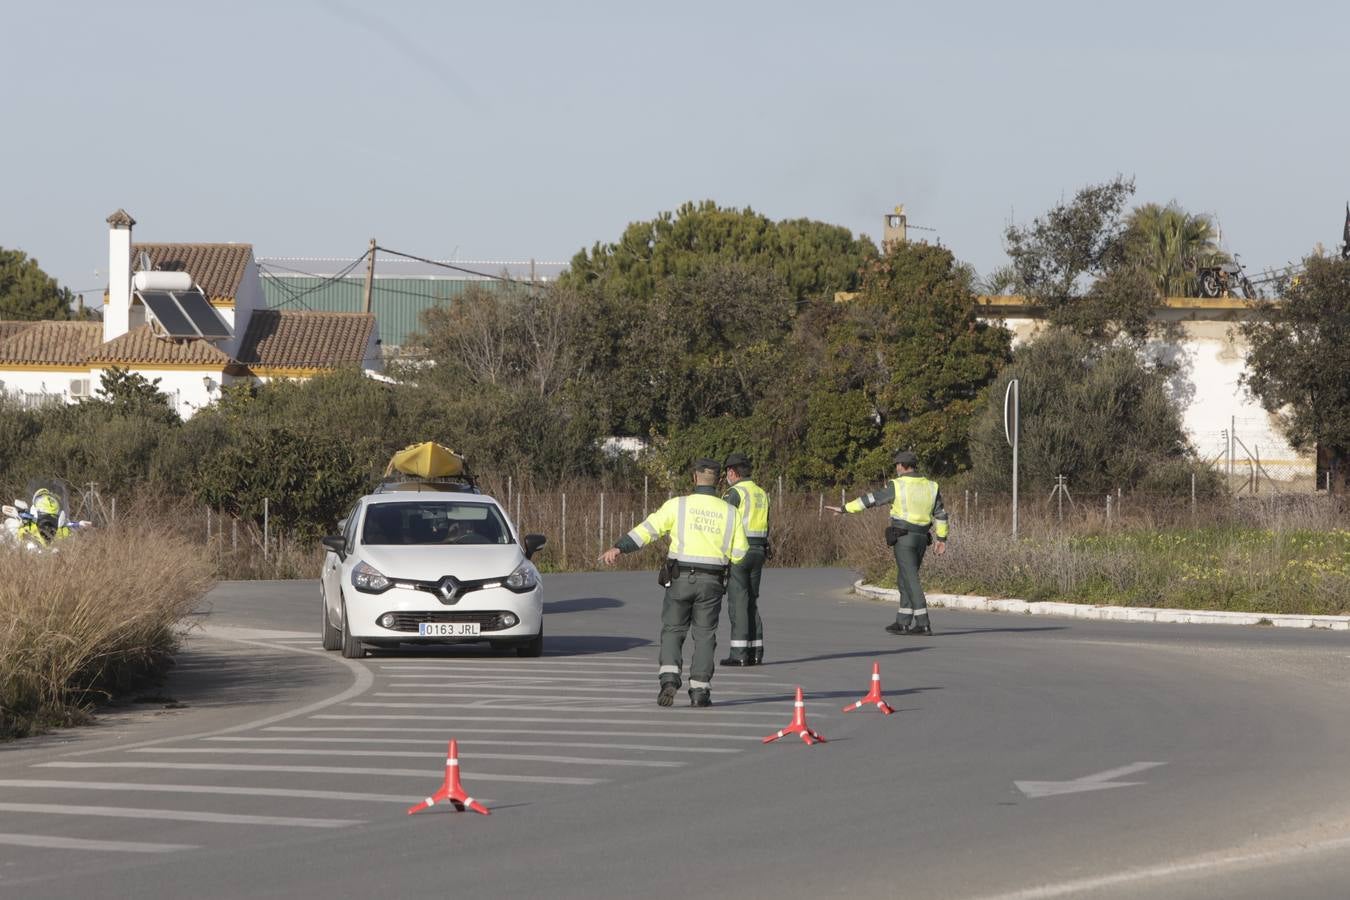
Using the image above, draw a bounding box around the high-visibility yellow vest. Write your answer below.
[625,492,748,567]
[729,480,770,540]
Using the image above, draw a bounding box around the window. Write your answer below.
[361,501,510,547]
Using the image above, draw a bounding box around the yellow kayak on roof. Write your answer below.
[385,442,466,478]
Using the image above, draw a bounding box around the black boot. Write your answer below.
[750,650,764,666]
[908,621,933,635]
[720,655,749,667]
[689,688,711,708]
[885,620,909,635]
[657,683,678,707]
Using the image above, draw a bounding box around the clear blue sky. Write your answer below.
[4,0,1345,296]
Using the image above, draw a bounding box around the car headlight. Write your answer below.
[503,561,538,593]
[352,560,391,593]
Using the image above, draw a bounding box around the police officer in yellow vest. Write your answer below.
[600,459,749,707]
[829,450,948,634]
[720,452,769,667]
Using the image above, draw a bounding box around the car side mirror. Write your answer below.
[523,533,547,560]
[321,535,347,558]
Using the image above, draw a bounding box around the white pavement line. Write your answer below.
[267,726,763,741]
[0,833,196,853]
[377,659,654,668]
[977,833,1350,899]
[0,779,423,805]
[126,747,685,768]
[345,701,816,718]
[385,681,763,694]
[378,667,776,680]
[0,802,361,829]
[66,629,376,757]
[376,686,756,697]
[854,580,1350,630]
[311,713,778,729]
[385,673,772,684]
[207,736,741,754]
[36,761,602,786]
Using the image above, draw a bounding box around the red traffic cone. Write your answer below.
[762,686,826,745]
[407,739,490,816]
[842,661,894,715]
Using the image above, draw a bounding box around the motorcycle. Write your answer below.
[3,479,94,552]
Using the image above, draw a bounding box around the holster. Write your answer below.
[762,541,774,561]
[926,531,934,546]
[884,526,901,547]
[658,558,676,588]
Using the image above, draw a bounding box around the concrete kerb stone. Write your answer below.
[851,581,1350,631]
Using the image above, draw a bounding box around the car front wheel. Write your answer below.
[340,595,366,659]
[516,626,543,658]
[321,595,342,651]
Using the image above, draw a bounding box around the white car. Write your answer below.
[319,487,546,659]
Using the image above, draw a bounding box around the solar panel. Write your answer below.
[139,290,196,337]
[175,289,232,338]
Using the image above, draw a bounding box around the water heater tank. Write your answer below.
[133,271,194,292]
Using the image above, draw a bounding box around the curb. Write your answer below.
[851,581,1350,631]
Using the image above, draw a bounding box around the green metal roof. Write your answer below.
[261,276,511,348]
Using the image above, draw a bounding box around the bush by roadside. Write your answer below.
[0,526,215,739]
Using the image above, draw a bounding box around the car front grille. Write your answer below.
[378,611,513,633]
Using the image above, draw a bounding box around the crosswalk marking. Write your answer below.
[0,779,426,804]
[126,747,685,768]
[0,802,361,829]
[0,832,197,853]
[205,736,741,754]
[312,713,774,728]
[35,761,604,785]
[266,725,763,741]
[345,702,809,717]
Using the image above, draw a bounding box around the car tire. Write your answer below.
[340,596,366,659]
[516,626,544,658]
[321,594,342,651]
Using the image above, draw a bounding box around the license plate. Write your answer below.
[418,622,480,637]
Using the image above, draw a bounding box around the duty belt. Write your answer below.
[671,562,726,577]
[889,518,932,534]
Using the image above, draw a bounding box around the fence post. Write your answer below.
[206,506,212,542]
[263,497,270,561]
[232,518,238,552]
[1191,472,1197,520]
[599,493,605,552]
[974,491,979,524]
[507,475,513,512]
[110,496,116,524]
[561,492,567,570]
[1105,494,1112,525]
[818,493,824,519]
[777,475,783,508]
[643,476,649,517]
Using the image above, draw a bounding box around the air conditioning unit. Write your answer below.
[69,378,92,399]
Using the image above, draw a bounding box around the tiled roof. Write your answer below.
[84,324,234,367]
[0,321,104,366]
[236,310,376,370]
[132,243,253,301]
[0,321,36,344]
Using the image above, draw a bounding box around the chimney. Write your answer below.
[105,209,135,341]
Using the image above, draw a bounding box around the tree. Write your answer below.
[1001,177,1162,343]
[0,248,78,320]
[1122,203,1226,298]
[968,330,1207,495]
[1242,254,1350,493]
[822,241,1012,479]
[90,367,178,424]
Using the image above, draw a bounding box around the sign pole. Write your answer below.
[1004,378,1020,539]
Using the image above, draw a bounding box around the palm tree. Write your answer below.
[1122,203,1227,298]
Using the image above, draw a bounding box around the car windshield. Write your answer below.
[361,501,512,546]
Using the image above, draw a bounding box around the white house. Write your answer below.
[0,210,381,416]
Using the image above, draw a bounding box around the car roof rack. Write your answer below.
[372,474,481,494]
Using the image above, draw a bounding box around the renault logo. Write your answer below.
[436,576,461,603]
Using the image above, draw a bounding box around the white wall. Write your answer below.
[0,370,92,406]
[983,315,1314,485]
[105,225,132,342]
[223,256,268,359]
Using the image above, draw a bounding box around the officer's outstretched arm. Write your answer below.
[599,499,677,565]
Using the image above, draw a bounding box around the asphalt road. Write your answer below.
[4,569,1350,899]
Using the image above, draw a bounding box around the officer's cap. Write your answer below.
[892,450,919,467]
[693,458,721,474]
[723,452,752,471]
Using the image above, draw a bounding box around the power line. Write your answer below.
[374,246,546,289]
[258,255,368,310]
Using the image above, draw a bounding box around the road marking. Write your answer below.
[386,674,774,685]
[127,747,685,767]
[267,725,763,741]
[345,702,821,718]
[380,668,778,680]
[1015,762,1166,798]
[311,713,777,728]
[207,736,741,754]
[37,761,602,785]
[374,688,757,699]
[383,681,767,694]
[0,779,428,804]
[0,833,197,853]
[0,802,361,829]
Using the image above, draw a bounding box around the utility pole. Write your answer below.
[363,238,377,314]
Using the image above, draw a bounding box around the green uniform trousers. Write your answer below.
[893,531,930,628]
[725,546,765,663]
[658,569,725,689]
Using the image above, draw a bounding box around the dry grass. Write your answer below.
[850,495,1350,616]
[0,525,215,739]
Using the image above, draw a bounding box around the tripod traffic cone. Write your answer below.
[842,661,894,714]
[407,739,490,816]
[762,686,826,745]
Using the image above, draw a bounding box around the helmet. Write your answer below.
[33,494,61,518]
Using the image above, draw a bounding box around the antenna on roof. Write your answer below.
[137,250,152,272]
